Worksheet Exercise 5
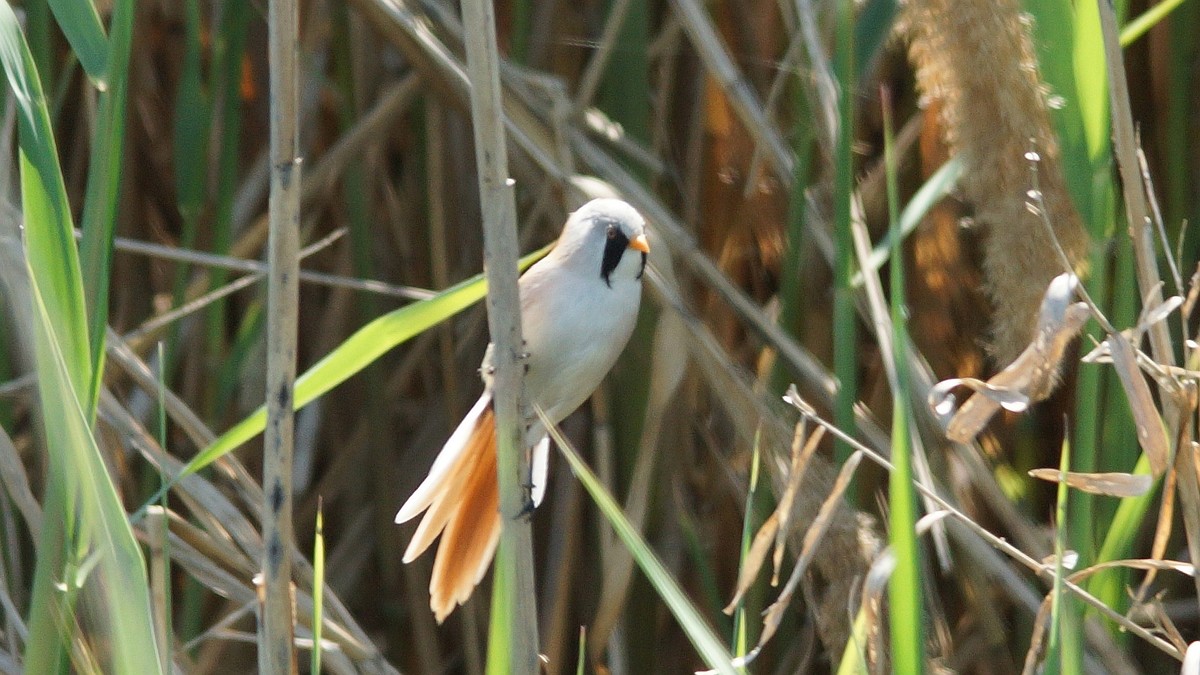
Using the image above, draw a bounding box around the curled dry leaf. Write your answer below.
[1076,295,1174,477]
[1068,558,1196,585]
[722,423,826,614]
[1142,597,1190,656]
[1026,468,1154,497]
[754,451,864,655]
[848,511,953,672]
[1083,293,1182,365]
[722,510,779,615]
[1132,451,1180,606]
[929,377,1031,416]
[929,273,1089,443]
[1079,335,1113,364]
[1106,331,1172,475]
[773,425,824,585]
[1183,262,1200,321]
[1137,293,1183,332]
[1023,557,1196,675]
[782,385,817,416]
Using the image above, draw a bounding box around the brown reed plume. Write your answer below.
[903,0,1089,370]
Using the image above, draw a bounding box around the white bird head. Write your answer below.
[550,198,650,287]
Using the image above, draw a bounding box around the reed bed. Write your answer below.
[0,0,1197,673]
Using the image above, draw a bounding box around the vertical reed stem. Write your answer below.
[459,0,540,669]
[260,0,301,668]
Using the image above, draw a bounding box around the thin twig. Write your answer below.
[1136,141,1183,296]
[123,230,370,350]
[100,231,435,301]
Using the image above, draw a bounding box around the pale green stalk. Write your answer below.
[883,90,922,674]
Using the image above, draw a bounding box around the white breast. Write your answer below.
[519,263,641,424]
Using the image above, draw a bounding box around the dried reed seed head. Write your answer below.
[904,0,1089,366]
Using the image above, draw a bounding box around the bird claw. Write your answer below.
[516,495,536,521]
[512,477,537,521]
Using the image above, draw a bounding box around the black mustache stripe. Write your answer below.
[600,226,630,288]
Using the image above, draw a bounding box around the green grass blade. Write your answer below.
[851,154,963,287]
[1091,455,1156,597]
[1025,0,1112,233]
[173,0,206,221]
[311,501,325,675]
[0,0,90,394]
[486,534,528,675]
[1073,0,1109,166]
[835,607,870,675]
[853,0,896,78]
[79,0,133,414]
[769,117,813,394]
[1025,5,1117,657]
[540,408,737,675]
[46,0,108,83]
[1,6,160,670]
[24,0,51,91]
[832,0,858,469]
[179,244,551,478]
[1119,0,1189,46]
[23,273,164,674]
[731,430,762,668]
[165,0,209,374]
[575,627,587,675]
[597,0,650,180]
[884,92,923,674]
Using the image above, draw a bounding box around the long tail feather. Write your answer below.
[429,432,500,622]
[397,394,502,622]
[396,393,492,525]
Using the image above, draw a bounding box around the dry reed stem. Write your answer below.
[850,207,954,565]
[264,0,304,660]
[106,232,432,301]
[100,390,395,672]
[1097,0,1172,367]
[106,327,392,668]
[125,74,422,354]
[667,0,793,180]
[0,424,39,537]
[1098,0,1200,613]
[460,0,539,664]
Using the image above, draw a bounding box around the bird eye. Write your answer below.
[606,226,617,240]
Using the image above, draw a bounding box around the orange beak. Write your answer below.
[628,234,650,253]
